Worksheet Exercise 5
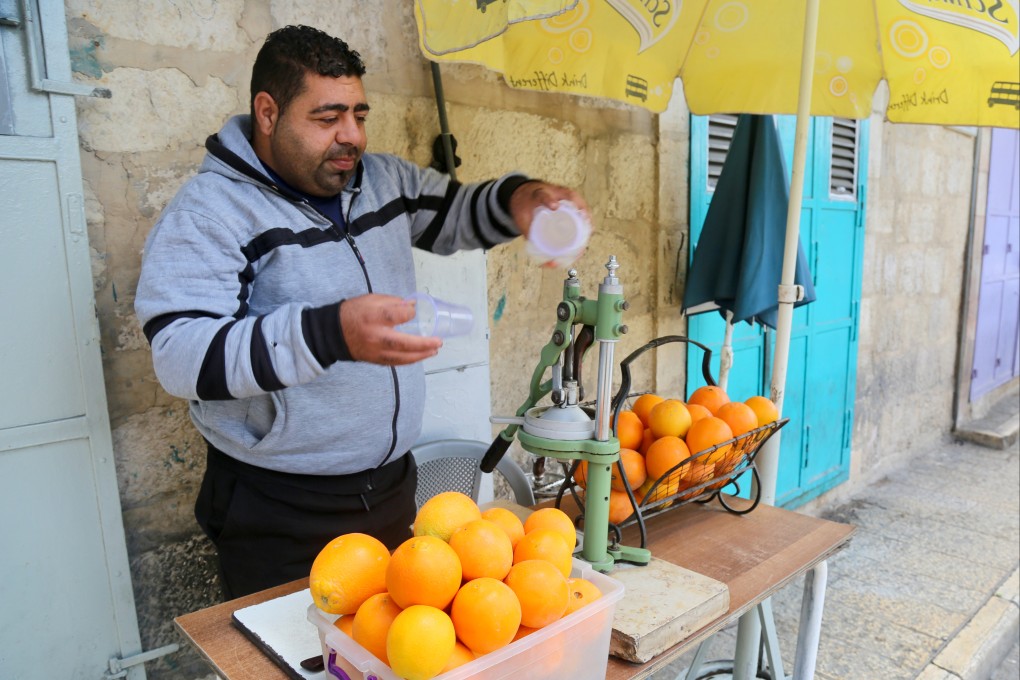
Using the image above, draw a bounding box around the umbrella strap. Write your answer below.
[777,284,804,304]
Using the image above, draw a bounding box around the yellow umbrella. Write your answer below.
[416,0,578,55]
[418,0,1020,127]
[417,4,1018,677]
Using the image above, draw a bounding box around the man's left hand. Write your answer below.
[508,181,590,239]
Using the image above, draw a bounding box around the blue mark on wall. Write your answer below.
[69,37,104,79]
[493,294,506,322]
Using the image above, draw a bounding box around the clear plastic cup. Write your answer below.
[401,292,474,338]
[526,200,591,268]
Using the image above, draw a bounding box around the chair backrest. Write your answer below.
[411,439,536,510]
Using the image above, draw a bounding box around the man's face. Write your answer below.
[263,73,369,197]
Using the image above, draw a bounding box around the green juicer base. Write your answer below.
[517,431,651,571]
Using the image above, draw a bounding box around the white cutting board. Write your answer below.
[609,558,729,663]
[232,589,325,680]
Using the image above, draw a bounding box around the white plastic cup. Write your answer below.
[402,292,474,338]
[526,200,591,268]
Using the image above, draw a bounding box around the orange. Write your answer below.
[610,448,647,492]
[512,625,538,641]
[440,641,475,673]
[564,577,603,615]
[687,385,730,415]
[523,507,577,551]
[386,535,463,610]
[333,614,354,636]
[640,477,682,508]
[413,491,482,542]
[386,605,456,680]
[352,592,403,665]
[686,402,713,426]
[608,489,637,524]
[573,460,589,489]
[631,393,665,427]
[481,506,526,549]
[504,559,570,628]
[309,533,390,615]
[648,399,693,439]
[644,435,691,480]
[613,410,645,450]
[745,395,780,426]
[449,518,514,581]
[716,401,759,437]
[686,416,734,465]
[513,527,573,577]
[450,577,522,655]
[639,427,655,455]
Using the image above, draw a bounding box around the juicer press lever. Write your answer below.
[571,325,595,403]
[480,435,512,473]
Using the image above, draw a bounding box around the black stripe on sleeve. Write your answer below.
[302,301,352,366]
[236,263,254,318]
[489,176,530,239]
[196,320,239,401]
[411,181,461,253]
[249,316,286,392]
[468,182,499,250]
[143,310,220,344]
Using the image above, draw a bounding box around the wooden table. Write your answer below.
[176,497,854,680]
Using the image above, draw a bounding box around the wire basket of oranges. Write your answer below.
[554,335,788,549]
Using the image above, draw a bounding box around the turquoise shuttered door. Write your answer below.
[687,115,867,507]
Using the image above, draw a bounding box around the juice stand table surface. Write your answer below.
[174,497,854,680]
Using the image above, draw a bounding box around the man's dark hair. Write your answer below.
[250,25,366,118]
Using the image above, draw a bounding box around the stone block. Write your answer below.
[77,68,240,153]
[113,403,205,508]
[69,0,248,51]
[607,133,655,220]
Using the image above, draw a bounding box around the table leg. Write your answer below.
[757,598,787,680]
[732,610,762,680]
[792,560,828,679]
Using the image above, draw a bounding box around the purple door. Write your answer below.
[971,128,1020,401]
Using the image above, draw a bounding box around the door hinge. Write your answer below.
[843,409,853,450]
[105,643,179,679]
[851,300,859,342]
[803,424,810,468]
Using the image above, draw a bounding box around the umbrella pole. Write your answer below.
[756,0,820,507]
[430,62,458,183]
[733,1,820,678]
[719,310,735,391]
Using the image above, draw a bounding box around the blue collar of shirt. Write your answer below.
[260,162,345,228]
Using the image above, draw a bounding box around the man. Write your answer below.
[135,25,588,598]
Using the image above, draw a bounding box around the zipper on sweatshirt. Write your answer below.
[308,191,403,473]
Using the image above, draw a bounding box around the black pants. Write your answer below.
[195,442,417,599]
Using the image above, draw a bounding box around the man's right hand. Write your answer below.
[339,294,443,365]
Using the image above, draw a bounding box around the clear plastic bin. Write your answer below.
[306,558,624,680]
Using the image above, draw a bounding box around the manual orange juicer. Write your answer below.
[481,256,651,572]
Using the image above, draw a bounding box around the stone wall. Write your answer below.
[65,2,681,677]
[853,115,977,485]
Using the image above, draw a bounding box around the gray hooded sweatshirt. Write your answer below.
[135,115,528,475]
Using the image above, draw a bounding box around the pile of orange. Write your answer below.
[310,494,601,680]
[574,388,779,524]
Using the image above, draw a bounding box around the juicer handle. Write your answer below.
[480,435,512,473]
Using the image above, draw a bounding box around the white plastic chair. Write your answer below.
[411,438,536,510]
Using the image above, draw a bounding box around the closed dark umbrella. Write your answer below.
[684,114,815,333]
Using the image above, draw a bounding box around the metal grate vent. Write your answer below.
[830,118,859,198]
[707,113,740,191]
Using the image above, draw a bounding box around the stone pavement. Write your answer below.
[648,433,1020,680]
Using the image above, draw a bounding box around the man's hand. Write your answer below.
[340,294,442,365]
[508,181,591,239]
